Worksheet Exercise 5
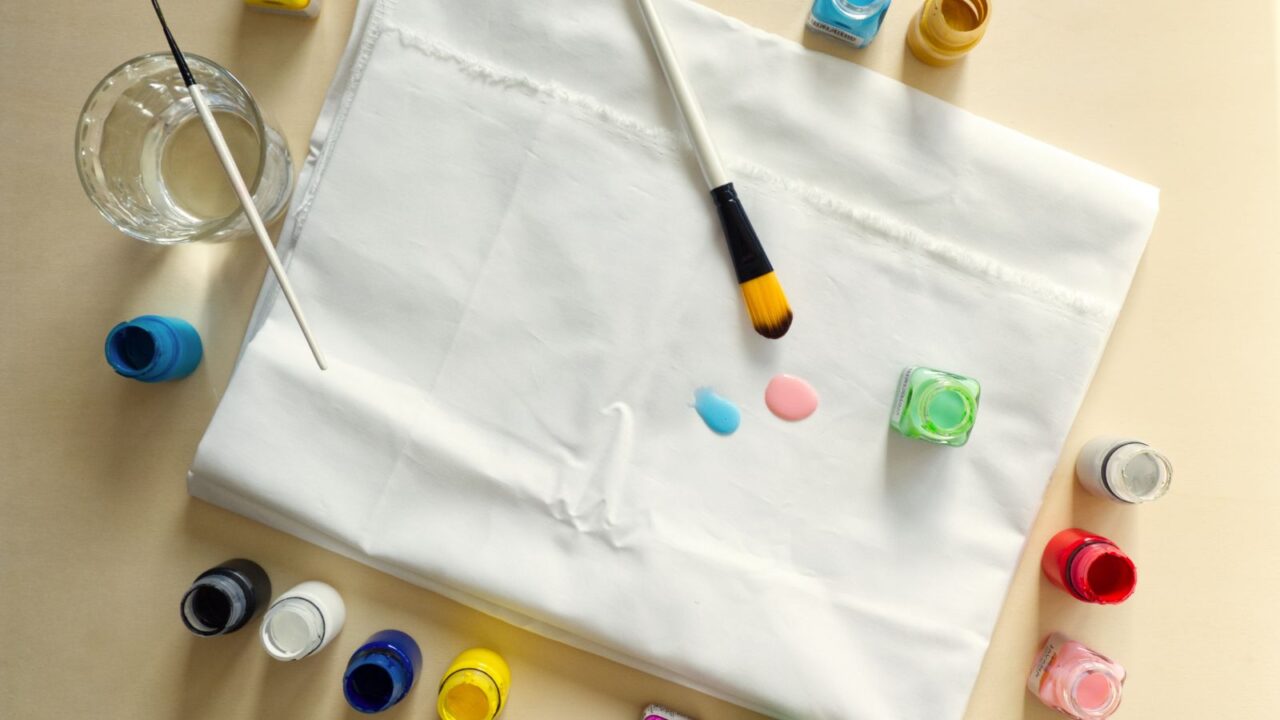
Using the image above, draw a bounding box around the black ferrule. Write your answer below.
[710,183,773,284]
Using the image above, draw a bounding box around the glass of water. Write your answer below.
[75,53,293,245]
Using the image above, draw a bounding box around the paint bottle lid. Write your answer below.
[1041,528,1136,604]
[180,558,271,637]
[438,648,511,720]
[1076,436,1173,504]
[260,580,346,661]
[104,315,203,382]
[344,630,423,713]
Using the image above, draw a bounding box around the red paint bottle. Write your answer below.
[1041,528,1136,604]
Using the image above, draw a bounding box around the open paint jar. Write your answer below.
[1076,436,1173,504]
[438,648,511,720]
[1028,633,1126,719]
[343,630,423,713]
[75,53,292,244]
[180,558,272,637]
[260,581,346,661]
[906,0,990,66]
[890,366,981,446]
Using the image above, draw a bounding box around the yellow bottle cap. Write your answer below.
[438,648,511,720]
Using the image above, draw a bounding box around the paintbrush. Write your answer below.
[636,0,792,339]
[149,0,327,370]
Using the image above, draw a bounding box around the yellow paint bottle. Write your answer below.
[906,0,990,66]
[244,0,322,18]
[437,648,511,720]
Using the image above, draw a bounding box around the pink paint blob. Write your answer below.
[764,374,819,421]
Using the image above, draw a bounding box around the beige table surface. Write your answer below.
[3,0,1278,718]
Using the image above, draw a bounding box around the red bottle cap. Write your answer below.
[1041,528,1136,604]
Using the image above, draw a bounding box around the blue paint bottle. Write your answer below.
[104,315,203,382]
[343,629,423,713]
[807,0,893,47]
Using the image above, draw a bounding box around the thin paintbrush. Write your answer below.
[636,0,792,339]
[149,0,327,370]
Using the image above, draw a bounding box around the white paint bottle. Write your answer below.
[1076,436,1173,504]
[260,580,346,661]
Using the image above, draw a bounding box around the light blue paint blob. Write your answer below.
[693,388,741,436]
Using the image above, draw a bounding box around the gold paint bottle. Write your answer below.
[907,0,990,66]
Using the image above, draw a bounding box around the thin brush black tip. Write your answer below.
[150,0,196,86]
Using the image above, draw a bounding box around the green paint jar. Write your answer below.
[890,366,981,446]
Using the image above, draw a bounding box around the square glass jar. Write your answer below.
[890,366,981,446]
[807,0,893,48]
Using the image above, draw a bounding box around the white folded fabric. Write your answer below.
[190,1,1158,717]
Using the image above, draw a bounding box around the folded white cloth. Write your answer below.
[190,1,1158,717]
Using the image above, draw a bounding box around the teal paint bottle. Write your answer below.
[807,0,893,48]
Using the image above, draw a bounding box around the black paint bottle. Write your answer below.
[180,559,272,637]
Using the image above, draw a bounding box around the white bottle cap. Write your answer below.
[260,580,346,661]
[1076,435,1173,504]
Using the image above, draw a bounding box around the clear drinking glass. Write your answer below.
[75,53,293,244]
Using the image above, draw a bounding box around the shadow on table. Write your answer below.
[896,42,967,102]
[228,8,317,103]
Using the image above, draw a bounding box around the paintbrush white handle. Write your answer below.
[636,0,729,190]
[190,84,328,371]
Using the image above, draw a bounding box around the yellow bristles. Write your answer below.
[740,272,793,339]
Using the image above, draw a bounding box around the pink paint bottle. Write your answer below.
[1028,634,1126,719]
